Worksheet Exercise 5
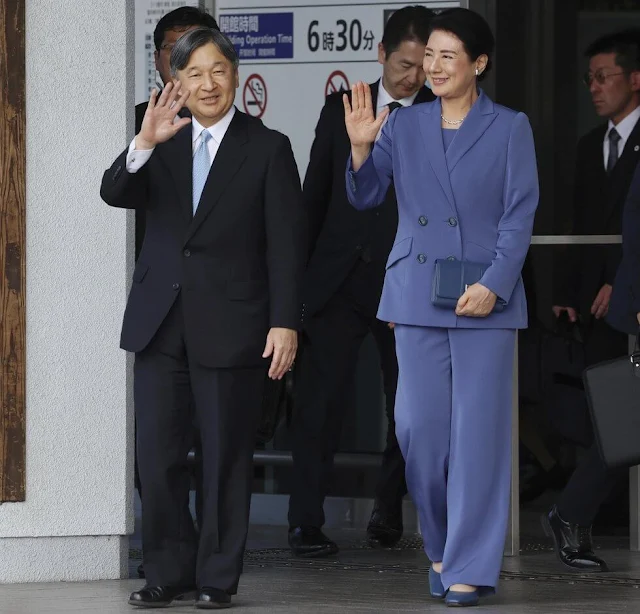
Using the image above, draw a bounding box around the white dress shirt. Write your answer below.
[126,106,237,173]
[603,105,640,169]
[375,80,420,141]
[376,79,420,115]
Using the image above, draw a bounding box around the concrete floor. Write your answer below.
[2,550,640,613]
[2,491,636,613]
[3,522,640,614]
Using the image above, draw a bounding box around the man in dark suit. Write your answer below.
[545,29,640,573]
[101,28,303,608]
[288,5,435,557]
[134,7,219,258]
[132,12,219,569]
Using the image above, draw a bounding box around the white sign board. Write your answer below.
[135,0,210,105]
[216,0,462,177]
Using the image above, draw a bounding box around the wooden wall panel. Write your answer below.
[0,0,26,502]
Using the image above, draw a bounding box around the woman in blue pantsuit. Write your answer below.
[344,8,539,607]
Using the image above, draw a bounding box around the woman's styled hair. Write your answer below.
[428,8,495,81]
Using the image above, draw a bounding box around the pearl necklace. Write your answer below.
[441,114,466,125]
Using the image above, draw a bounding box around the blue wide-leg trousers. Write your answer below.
[394,325,515,593]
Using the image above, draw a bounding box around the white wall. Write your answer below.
[0,0,135,582]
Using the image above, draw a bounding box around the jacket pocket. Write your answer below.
[227,280,268,301]
[132,263,149,283]
[385,237,413,270]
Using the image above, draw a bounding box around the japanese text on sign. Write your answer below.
[308,19,375,53]
[219,14,260,32]
[220,13,294,59]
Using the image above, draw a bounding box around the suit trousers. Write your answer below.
[134,296,265,592]
[557,318,629,526]
[134,406,204,534]
[394,325,515,593]
[288,289,404,528]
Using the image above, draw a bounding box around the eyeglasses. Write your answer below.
[583,70,626,86]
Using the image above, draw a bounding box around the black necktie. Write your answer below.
[607,128,621,175]
[388,101,403,113]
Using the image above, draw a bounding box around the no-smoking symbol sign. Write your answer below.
[243,74,267,118]
[325,70,350,97]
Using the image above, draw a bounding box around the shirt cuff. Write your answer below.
[125,137,154,173]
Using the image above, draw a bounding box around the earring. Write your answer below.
[475,68,479,76]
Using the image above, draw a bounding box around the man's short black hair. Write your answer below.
[585,29,640,73]
[154,6,219,52]
[381,5,435,57]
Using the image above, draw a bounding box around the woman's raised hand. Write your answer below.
[343,81,389,148]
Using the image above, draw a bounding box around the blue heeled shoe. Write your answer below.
[428,567,446,599]
[445,588,480,607]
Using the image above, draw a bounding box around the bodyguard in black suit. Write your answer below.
[545,29,640,573]
[288,6,435,557]
[101,28,303,608]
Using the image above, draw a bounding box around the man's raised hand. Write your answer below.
[136,82,191,150]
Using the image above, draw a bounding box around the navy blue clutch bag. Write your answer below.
[431,259,505,312]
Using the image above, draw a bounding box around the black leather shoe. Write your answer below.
[367,502,403,548]
[136,563,145,579]
[288,526,339,558]
[128,585,197,607]
[196,587,232,609]
[542,505,609,572]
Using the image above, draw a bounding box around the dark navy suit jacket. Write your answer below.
[100,110,304,367]
[607,162,640,335]
[302,80,434,317]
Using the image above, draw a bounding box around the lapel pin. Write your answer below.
[635,145,640,152]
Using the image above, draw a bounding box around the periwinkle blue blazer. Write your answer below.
[346,90,539,330]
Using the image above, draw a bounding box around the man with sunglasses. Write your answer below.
[546,29,640,573]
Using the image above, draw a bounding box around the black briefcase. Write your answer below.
[583,334,640,469]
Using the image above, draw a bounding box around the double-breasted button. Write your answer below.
[448,217,458,227]
[418,215,428,226]
[183,249,191,257]
[417,254,427,264]
[172,283,180,290]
